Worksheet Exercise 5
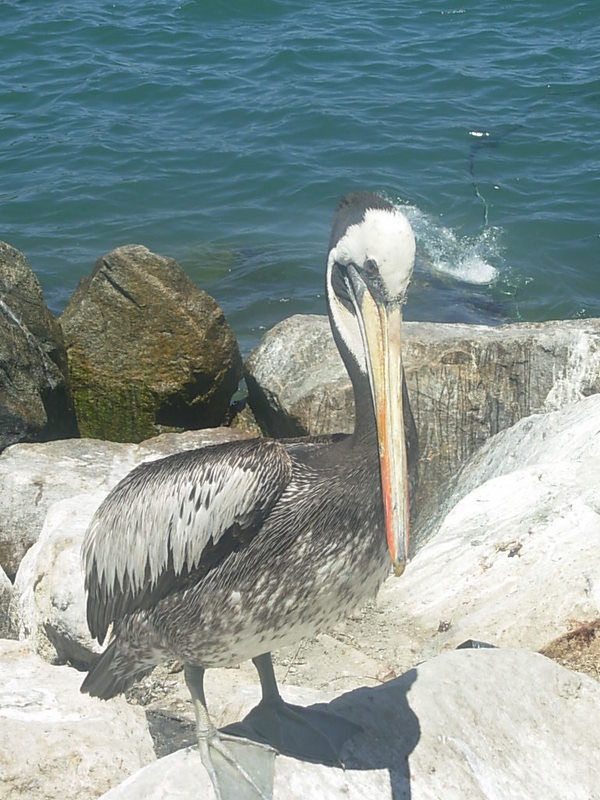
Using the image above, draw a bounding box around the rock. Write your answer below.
[10,492,108,665]
[245,315,353,437]
[0,566,14,638]
[60,245,242,441]
[245,315,600,518]
[0,639,156,800]
[0,242,77,452]
[3,429,254,661]
[540,619,600,681]
[405,318,600,517]
[100,747,392,800]
[0,427,253,580]
[98,648,600,800]
[0,439,136,580]
[229,401,263,436]
[379,394,600,661]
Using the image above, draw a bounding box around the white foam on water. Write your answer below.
[437,253,499,285]
[399,204,501,286]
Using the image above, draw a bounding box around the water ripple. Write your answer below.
[1,0,599,352]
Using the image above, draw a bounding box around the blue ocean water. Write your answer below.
[2,1,599,353]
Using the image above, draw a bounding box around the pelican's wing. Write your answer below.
[83,438,292,644]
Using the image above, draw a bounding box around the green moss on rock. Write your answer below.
[60,245,242,443]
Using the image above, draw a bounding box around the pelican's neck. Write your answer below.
[351,369,378,448]
[328,311,377,450]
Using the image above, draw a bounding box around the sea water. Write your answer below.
[2,1,599,353]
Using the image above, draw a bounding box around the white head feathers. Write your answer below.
[328,207,415,300]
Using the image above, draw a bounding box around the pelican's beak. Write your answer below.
[356,290,409,576]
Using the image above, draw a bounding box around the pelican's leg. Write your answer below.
[223,653,361,766]
[184,664,275,800]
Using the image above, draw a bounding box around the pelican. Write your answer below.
[81,191,417,799]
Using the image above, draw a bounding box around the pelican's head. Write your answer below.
[326,192,415,576]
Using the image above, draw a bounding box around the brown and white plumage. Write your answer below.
[81,432,400,696]
[83,438,292,648]
[80,191,417,798]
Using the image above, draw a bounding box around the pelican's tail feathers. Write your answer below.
[80,636,157,700]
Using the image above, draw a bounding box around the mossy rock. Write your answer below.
[0,242,77,451]
[60,245,242,442]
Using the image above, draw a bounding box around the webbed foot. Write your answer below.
[185,663,276,800]
[198,731,276,800]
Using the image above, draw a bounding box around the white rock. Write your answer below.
[0,565,14,638]
[99,747,392,800]
[10,492,108,664]
[98,648,600,800]
[427,390,600,512]
[0,438,136,580]
[0,639,156,800]
[381,394,600,657]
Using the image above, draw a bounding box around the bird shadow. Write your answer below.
[305,670,419,800]
[146,669,419,800]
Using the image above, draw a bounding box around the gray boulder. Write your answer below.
[0,242,77,452]
[10,492,109,665]
[404,317,600,517]
[0,565,14,638]
[0,639,156,800]
[98,648,600,800]
[60,245,242,442]
[245,314,353,437]
[245,315,600,517]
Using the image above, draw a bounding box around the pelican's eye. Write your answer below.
[363,258,378,278]
[360,258,386,301]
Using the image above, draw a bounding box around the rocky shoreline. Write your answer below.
[1,241,599,799]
